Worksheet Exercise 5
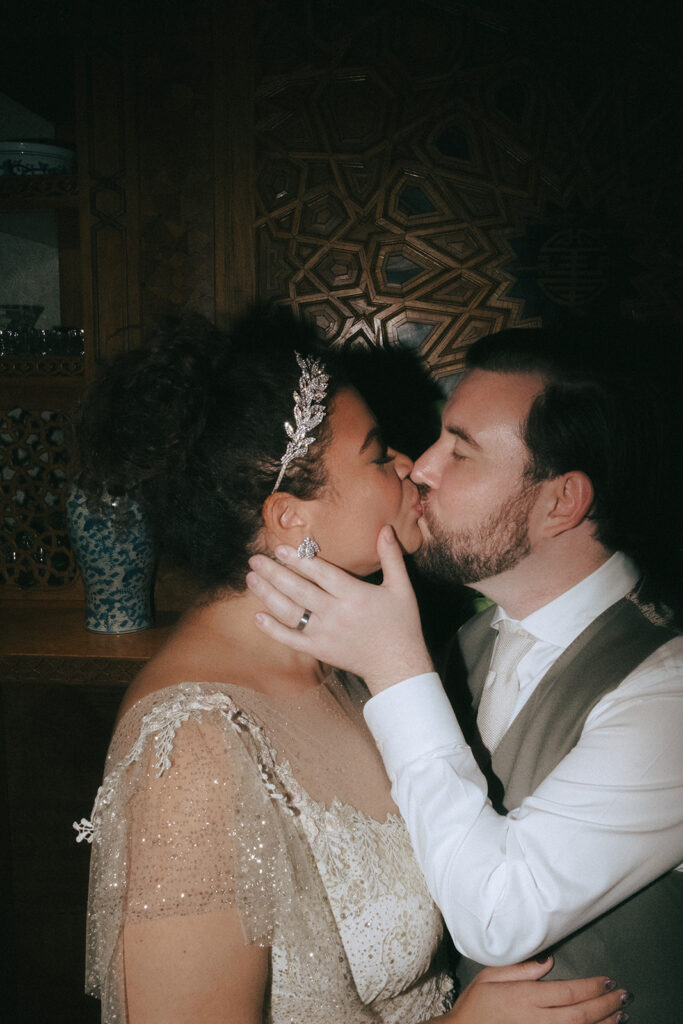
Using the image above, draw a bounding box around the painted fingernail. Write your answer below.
[620,991,634,1007]
[616,1013,629,1024]
[604,979,617,991]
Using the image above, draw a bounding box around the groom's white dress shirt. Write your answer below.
[364,552,683,965]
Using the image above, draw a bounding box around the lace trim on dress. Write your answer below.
[73,685,296,844]
[278,759,450,1009]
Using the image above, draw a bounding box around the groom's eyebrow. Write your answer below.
[360,426,383,453]
[446,424,481,450]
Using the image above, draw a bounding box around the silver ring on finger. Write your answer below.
[296,609,312,631]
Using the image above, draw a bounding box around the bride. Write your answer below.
[74,308,630,1024]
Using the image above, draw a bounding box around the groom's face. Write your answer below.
[411,368,546,586]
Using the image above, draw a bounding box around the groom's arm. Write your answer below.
[246,531,683,964]
[364,653,683,964]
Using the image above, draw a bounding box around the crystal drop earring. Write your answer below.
[297,536,320,559]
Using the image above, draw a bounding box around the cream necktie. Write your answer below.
[477,619,536,753]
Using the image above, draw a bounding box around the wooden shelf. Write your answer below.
[0,604,177,658]
[0,369,85,411]
[0,174,79,209]
[0,605,178,685]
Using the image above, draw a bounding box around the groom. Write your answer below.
[247,326,683,1020]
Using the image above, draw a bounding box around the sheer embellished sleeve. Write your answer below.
[80,682,372,1024]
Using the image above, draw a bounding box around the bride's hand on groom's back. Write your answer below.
[433,958,633,1024]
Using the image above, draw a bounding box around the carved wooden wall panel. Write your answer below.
[136,30,217,330]
[251,0,682,378]
[81,8,217,357]
[79,45,142,368]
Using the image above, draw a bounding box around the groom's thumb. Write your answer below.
[377,526,409,589]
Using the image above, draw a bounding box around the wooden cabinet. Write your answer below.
[0,170,86,602]
[1,3,251,608]
[2,39,149,599]
[0,607,175,1023]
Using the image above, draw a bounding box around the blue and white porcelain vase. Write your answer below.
[66,484,156,634]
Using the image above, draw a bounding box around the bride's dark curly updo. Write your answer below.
[73,306,346,592]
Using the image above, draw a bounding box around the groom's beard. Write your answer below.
[414,478,540,586]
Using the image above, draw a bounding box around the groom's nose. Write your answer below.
[411,444,441,489]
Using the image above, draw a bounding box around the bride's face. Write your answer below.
[306,387,423,577]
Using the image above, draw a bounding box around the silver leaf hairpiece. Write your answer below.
[272,351,330,492]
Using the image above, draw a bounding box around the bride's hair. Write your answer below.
[73,305,347,592]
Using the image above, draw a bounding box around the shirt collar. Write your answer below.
[493,551,640,651]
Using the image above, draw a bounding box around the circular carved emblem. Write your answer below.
[537,229,609,306]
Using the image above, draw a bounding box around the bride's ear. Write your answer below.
[261,492,309,546]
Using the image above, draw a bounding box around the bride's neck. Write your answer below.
[186,586,325,693]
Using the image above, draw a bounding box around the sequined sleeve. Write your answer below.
[83,683,372,1023]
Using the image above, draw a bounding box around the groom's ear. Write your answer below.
[539,470,595,537]
[261,492,308,544]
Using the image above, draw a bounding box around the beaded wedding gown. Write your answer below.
[78,672,454,1023]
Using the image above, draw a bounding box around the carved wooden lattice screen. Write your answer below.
[0,407,78,591]
[252,1,546,380]
[250,0,681,376]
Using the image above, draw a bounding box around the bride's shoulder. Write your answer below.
[115,675,278,735]
[114,613,241,724]
[114,647,194,726]
[115,663,251,732]
[108,676,263,779]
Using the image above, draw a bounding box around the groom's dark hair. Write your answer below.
[465,323,682,620]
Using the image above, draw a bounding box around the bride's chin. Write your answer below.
[398,528,423,555]
[416,516,431,539]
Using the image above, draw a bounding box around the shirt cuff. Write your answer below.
[363,673,466,772]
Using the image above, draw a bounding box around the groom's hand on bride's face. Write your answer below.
[246,526,433,694]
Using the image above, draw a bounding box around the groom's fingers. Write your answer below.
[271,545,363,597]
[247,554,329,614]
[245,568,310,627]
[253,611,311,650]
[376,526,413,591]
